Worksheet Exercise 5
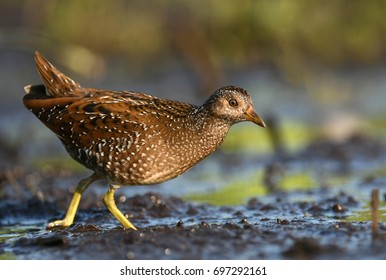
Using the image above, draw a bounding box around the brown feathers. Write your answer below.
[24,52,265,185]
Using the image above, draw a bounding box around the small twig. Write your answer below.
[371,189,379,238]
[5,168,23,198]
[265,115,285,156]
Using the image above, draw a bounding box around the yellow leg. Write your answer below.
[103,187,137,230]
[46,173,100,230]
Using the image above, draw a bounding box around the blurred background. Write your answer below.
[1,0,386,206]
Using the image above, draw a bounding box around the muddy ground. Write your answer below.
[1,134,386,260]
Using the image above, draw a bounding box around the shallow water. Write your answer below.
[1,134,385,260]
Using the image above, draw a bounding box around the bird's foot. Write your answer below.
[46,219,72,230]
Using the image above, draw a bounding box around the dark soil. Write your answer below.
[1,134,386,260]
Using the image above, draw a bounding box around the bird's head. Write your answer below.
[204,86,266,128]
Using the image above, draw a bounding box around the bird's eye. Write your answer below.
[229,99,238,107]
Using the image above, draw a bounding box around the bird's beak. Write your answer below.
[245,107,266,128]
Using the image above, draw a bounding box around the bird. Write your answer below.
[23,51,266,230]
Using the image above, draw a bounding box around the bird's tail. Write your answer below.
[31,51,82,97]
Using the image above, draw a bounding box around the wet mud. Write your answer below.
[1,134,386,259]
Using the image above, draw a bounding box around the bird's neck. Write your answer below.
[188,106,232,151]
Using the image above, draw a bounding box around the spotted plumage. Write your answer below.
[23,51,266,230]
